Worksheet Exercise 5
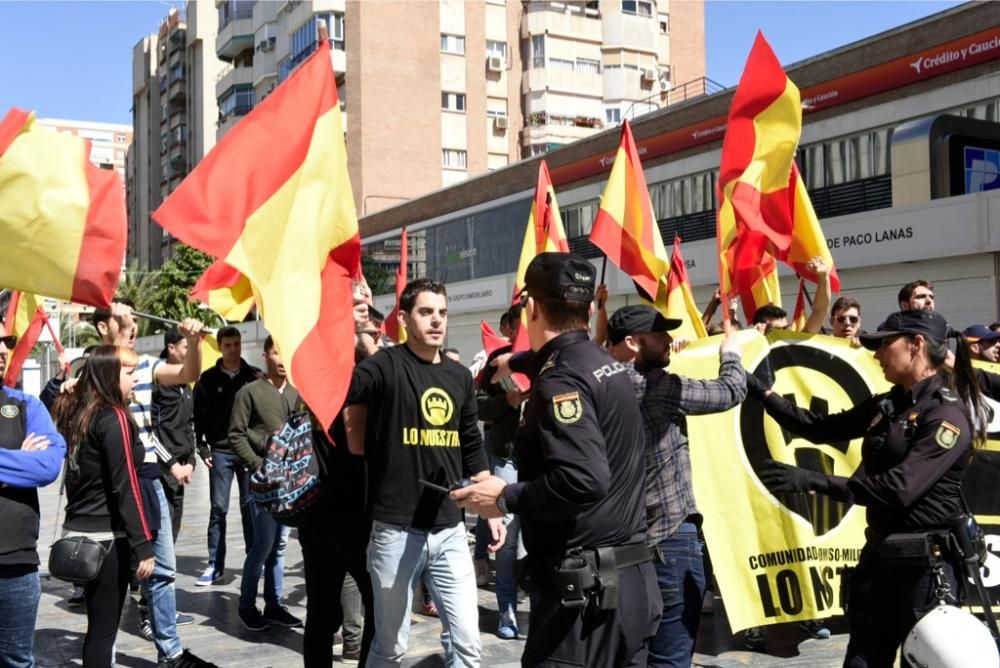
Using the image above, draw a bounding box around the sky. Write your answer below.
[0,0,965,125]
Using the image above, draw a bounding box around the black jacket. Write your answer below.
[64,406,154,561]
[193,359,260,455]
[154,381,196,476]
[476,345,520,459]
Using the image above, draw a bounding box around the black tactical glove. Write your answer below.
[759,459,830,494]
[745,369,771,400]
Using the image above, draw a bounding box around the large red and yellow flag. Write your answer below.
[384,227,408,343]
[590,120,669,300]
[513,160,569,299]
[716,32,839,306]
[153,41,360,429]
[0,109,126,307]
[191,260,255,322]
[659,237,708,340]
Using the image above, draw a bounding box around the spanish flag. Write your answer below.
[191,260,255,322]
[384,227,408,344]
[153,40,361,429]
[659,237,708,340]
[741,254,782,321]
[716,32,839,302]
[513,160,568,299]
[0,109,126,307]
[590,121,669,300]
[3,291,48,387]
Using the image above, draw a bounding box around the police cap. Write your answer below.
[607,305,681,345]
[524,252,595,303]
[859,310,950,351]
[962,325,1000,343]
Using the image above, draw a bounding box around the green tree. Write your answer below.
[117,259,160,336]
[362,256,393,297]
[146,245,221,332]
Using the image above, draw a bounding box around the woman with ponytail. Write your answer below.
[744,309,985,667]
[53,346,155,666]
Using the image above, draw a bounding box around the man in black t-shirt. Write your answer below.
[344,278,504,667]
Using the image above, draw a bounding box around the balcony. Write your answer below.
[168,78,186,103]
[602,11,658,53]
[521,118,602,146]
[216,16,254,61]
[522,3,601,42]
[216,63,254,99]
[169,125,187,147]
[521,66,602,97]
[168,28,186,54]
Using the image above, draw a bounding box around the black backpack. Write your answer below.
[249,412,323,526]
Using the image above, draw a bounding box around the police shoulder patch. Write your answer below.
[934,421,961,449]
[0,405,18,419]
[552,391,582,424]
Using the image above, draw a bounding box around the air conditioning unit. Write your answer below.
[642,68,658,82]
[659,78,671,92]
[494,116,509,130]
[259,39,274,52]
[487,56,505,72]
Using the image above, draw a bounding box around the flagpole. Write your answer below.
[132,311,219,336]
[796,274,815,309]
[599,255,608,286]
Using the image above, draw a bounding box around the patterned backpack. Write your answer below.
[249,412,323,526]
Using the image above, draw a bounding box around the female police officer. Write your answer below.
[748,309,988,668]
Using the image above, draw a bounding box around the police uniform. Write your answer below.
[755,310,974,668]
[497,253,660,668]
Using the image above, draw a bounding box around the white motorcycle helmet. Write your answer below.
[902,605,999,668]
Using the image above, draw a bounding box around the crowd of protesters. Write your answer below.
[1,257,999,668]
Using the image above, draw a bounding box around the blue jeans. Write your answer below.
[207,450,255,572]
[143,478,183,660]
[367,521,481,667]
[239,502,288,610]
[0,565,40,668]
[490,456,522,616]
[648,523,706,668]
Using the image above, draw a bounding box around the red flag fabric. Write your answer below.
[385,227,408,343]
[480,320,508,358]
[191,260,255,321]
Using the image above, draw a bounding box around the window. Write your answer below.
[441,92,466,112]
[442,149,467,169]
[531,35,545,69]
[576,58,600,74]
[219,86,254,117]
[549,57,574,71]
[621,0,653,17]
[486,40,507,59]
[441,34,465,55]
[659,17,668,33]
[288,12,345,76]
[605,108,621,124]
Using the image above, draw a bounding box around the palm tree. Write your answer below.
[116,260,160,336]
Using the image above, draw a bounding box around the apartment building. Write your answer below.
[128,2,223,269]
[211,0,705,219]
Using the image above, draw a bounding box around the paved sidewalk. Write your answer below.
[32,465,855,667]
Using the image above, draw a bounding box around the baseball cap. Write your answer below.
[524,252,596,302]
[607,305,681,345]
[858,310,950,351]
[159,326,184,359]
[963,325,1000,343]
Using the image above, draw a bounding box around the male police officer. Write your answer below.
[454,252,660,667]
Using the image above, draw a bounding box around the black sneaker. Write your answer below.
[139,610,154,641]
[156,649,220,668]
[238,606,270,632]
[263,604,303,628]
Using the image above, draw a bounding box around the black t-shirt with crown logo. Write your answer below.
[346,344,488,529]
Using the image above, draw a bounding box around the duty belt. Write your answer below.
[552,543,651,610]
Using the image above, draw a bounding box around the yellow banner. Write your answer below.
[672,331,890,631]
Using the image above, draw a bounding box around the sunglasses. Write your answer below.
[0,336,16,349]
[835,315,860,325]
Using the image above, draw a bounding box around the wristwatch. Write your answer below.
[495,485,509,514]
